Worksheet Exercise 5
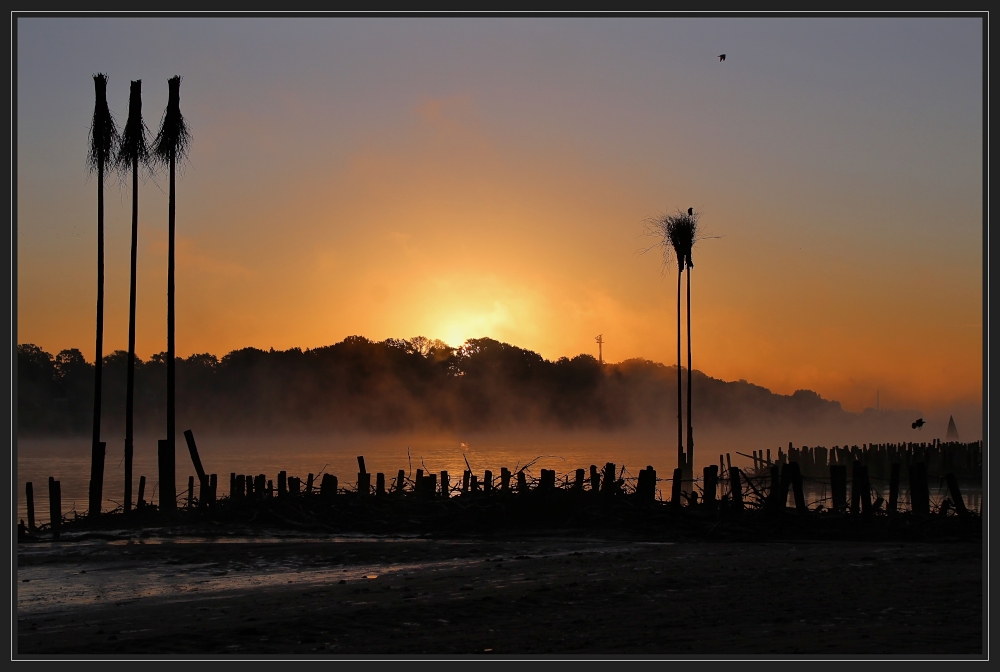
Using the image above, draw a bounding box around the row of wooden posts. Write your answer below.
[25,457,971,540]
[741,440,983,480]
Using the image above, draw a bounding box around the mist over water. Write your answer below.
[17,406,972,524]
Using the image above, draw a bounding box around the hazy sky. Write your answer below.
[16,16,983,417]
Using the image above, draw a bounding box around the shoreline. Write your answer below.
[17,530,982,656]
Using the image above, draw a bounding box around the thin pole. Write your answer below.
[125,153,138,515]
[686,265,694,470]
[162,151,177,511]
[89,152,105,518]
[676,267,683,471]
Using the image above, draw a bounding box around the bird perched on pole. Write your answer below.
[912,418,925,430]
[688,207,693,216]
[718,54,726,62]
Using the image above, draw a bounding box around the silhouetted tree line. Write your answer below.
[17,337,847,436]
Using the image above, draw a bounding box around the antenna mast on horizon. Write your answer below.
[595,334,604,365]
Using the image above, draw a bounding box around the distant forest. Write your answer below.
[18,336,851,436]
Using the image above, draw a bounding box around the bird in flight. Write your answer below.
[718,54,726,62]
[912,418,925,430]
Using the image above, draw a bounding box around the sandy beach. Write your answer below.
[16,528,982,656]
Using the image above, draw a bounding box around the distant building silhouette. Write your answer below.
[946,415,960,441]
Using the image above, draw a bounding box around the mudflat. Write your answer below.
[16,530,982,656]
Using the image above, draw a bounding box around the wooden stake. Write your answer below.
[671,467,683,508]
[790,462,806,512]
[830,464,847,513]
[48,477,61,539]
[183,429,208,492]
[26,482,36,531]
[945,473,967,515]
[703,465,718,510]
[728,467,743,511]
[888,462,900,515]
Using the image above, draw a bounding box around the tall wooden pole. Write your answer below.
[686,264,694,472]
[676,267,683,472]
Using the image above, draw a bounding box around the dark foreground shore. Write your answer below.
[17,528,982,656]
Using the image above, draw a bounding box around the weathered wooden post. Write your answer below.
[574,468,585,491]
[463,470,471,494]
[48,477,61,539]
[888,462,901,515]
[237,474,247,500]
[277,470,287,497]
[602,463,616,496]
[198,473,209,508]
[728,467,743,511]
[319,474,333,500]
[858,464,872,515]
[209,474,217,505]
[850,461,863,514]
[637,466,656,504]
[440,471,449,498]
[137,475,146,508]
[187,475,195,509]
[768,465,790,513]
[671,467,683,508]
[395,469,406,494]
[790,462,806,512]
[26,482,36,532]
[183,429,209,495]
[306,473,315,495]
[376,472,386,497]
[945,473,967,516]
[88,441,106,518]
[357,457,370,496]
[157,439,173,513]
[484,470,493,494]
[830,464,847,513]
[289,476,300,496]
[517,470,528,493]
[590,465,600,494]
[703,465,718,510]
[501,467,511,493]
[913,461,931,516]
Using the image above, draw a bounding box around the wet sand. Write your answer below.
[16,530,982,656]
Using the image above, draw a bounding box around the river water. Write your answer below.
[16,428,982,524]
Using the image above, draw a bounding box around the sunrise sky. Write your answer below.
[16,16,984,419]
